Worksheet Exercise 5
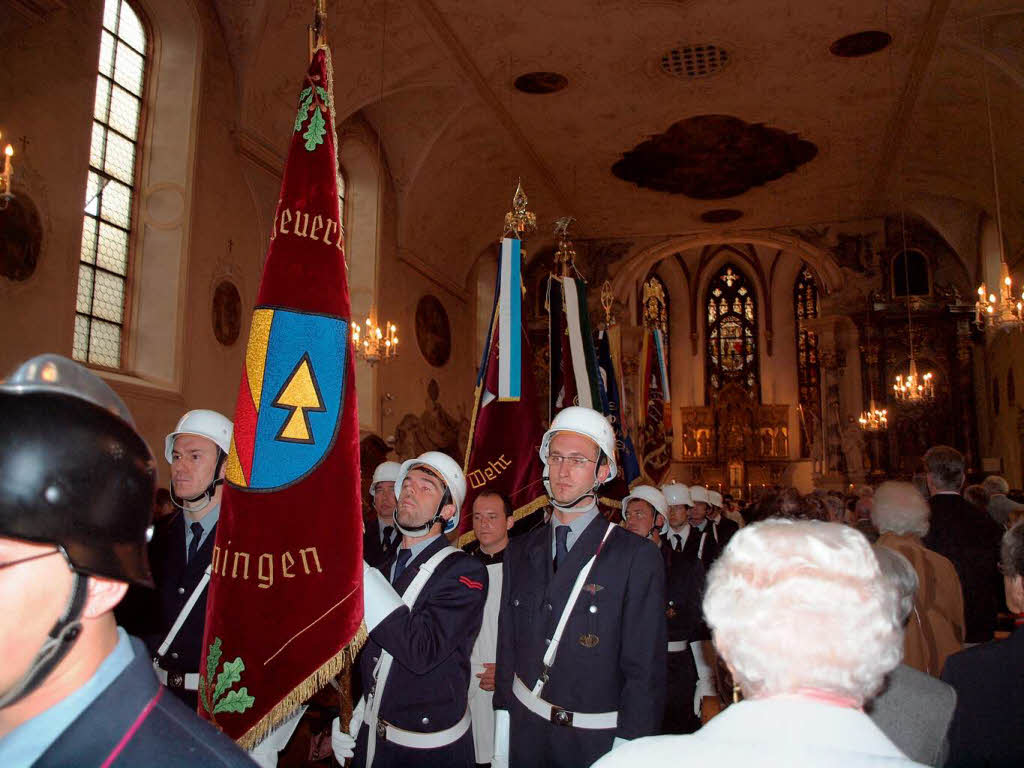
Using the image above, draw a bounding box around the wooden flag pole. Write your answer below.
[309,0,327,60]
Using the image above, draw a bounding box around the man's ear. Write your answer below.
[82,576,130,620]
[505,515,514,531]
[655,513,665,529]
[439,503,457,523]
[596,460,611,485]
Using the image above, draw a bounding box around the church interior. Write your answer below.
[3,0,1024,496]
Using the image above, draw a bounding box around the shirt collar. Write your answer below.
[551,500,600,548]
[400,532,443,563]
[186,503,220,537]
[0,628,135,767]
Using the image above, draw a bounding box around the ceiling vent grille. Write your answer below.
[659,44,729,79]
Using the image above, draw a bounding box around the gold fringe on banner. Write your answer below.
[238,623,368,750]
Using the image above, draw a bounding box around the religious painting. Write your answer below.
[212,279,242,346]
[415,294,451,368]
[0,195,42,282]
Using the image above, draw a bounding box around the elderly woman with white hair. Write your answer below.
[872,481,964,675]
[593,519,926,767]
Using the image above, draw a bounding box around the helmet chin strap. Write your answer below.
[171,451,226,514]
[395,488,452,538]
[0,570,89,709]
[544,455,605,511]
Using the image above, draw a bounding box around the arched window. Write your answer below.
[706,264,758,397]
[74,0,148,368]
[794,266,821,456]
[891,249,930,297]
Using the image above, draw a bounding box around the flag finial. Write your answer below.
[503,180,537,240]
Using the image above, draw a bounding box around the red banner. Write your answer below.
[199,47,364,747]
[458,290,545,545]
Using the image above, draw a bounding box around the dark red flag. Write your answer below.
[199,47,363,747]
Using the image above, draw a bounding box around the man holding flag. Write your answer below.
[198,38,365,753]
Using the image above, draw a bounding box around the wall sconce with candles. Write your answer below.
[975,264,1023,332]
[0,132,14,210]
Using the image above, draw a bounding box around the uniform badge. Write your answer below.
[582,583,603,596]
[226,307,348,491]
[578,633,600,648]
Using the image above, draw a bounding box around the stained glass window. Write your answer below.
[74,0,147,368]
[794,266,821,456]
[705,264,758,397]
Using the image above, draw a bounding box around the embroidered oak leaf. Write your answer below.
[200,637,255,721]
[214,687,256,715]
[214,657,245,701]
[294,87,313,133]
[303,107,327,151]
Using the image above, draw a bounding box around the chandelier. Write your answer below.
[973,33,1023,332]
[0,133,13,210]
[975,266,1023,332]
[893,358,934,402]
[858,402,888,432]
[352,315,398,365]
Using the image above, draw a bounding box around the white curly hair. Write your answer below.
[703,519,903,704]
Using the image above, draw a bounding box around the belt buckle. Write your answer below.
[550,705,573,727]
[168,671,185,690]
[376,720,388,740]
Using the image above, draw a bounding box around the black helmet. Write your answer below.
[0,354,156,587]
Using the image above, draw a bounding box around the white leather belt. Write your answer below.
[513,676,617,730]
[369,707,470,749]
[152,660,199,691]
[667,640,689,653]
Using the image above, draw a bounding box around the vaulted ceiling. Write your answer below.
[212,0,1024,286]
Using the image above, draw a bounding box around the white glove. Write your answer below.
[491,709,510,768]
[363,561,404,632]
[247,705,307,767]
[331,717,356,761]
[691,640,716,716]
[348,696,365,738]
[612,737,629,750]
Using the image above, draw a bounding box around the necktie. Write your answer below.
[382,525,395,551]
[554,525,570,572]
[673,534,682,552]
[187,522,204,562]
[392,548,412,584]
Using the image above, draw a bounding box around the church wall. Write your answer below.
[982,331,1024,488]
[0,2,266,489]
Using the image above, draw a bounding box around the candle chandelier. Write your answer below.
[858,403,888,432]
[892,221,935,404]
[352,315,398,365]
[972,22,1023,333]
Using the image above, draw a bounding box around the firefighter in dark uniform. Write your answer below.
[0,354,253,766]
[146,408,233,709]
[492,407,667,768]
[331,451,488,768]
[706,490,738,550]
[363,461,402,568]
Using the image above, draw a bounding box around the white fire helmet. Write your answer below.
[539,406,618,482]
[621,485,670,535]
[689,485,710,505]
[395,451,466,535]
[369,461,402,497]
[662,481,692,508]
[164,409,233,463]
[707,490,723,508]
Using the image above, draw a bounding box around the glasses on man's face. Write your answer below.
[547,454,596,469]
[0,549,62,572]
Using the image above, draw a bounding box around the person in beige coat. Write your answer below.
[871,481,964,676]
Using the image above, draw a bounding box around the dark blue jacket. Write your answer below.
[35,635,254,767]
[494,509,667,766]
[353,536,488,768]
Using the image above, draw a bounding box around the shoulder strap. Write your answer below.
[157,565,211,657]
[534,522,615,697]
[365,544,460,768]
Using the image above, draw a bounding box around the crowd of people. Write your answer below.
[2,353,1023,767]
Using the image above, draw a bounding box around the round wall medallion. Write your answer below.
[513,72,569,94]
[415,294,451,368]
[700,209,744,223]
[212,279,242,346]
[0,195,43,282]
[829,31,892,58]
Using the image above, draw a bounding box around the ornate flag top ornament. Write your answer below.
[503,180,537,240]
[601,280,616,328]
[643,277,667,333]
[553,216,582,279]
